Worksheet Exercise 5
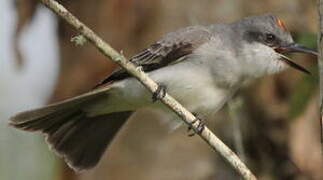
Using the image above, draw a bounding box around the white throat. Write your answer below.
[238,43,288,78]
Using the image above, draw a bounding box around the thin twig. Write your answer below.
[318,0,323,155]
[40,0,257,179]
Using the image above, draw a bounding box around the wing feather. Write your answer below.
[94,26,211,88]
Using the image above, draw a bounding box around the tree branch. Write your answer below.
[318,0,323,154]
[40,0,257,179]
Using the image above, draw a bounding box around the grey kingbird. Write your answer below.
[9,14,317,171]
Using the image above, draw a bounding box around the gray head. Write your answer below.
[231,14,317,75]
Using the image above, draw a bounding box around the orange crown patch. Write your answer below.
[276,19,287,31]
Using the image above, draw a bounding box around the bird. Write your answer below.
[9,14,317,171]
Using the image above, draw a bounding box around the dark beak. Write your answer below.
[276,43,317,75]
[278,54,311,74]
[279,43,318,56]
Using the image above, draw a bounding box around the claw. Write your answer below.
[187,114,205,136]
[152,84,167,102]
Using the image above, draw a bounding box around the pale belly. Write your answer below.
[85,61,238,120]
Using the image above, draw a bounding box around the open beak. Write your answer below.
[276,43,317,74]
[277,54,311,74]
[279,43,318,56]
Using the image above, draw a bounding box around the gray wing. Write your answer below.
[94,26,211,87]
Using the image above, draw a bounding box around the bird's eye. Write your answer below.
[265,33,276,43]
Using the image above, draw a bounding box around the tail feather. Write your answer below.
[9,86,133,171]
[11,108,78,132]
[10,85,111,124]
[46,111,132,171]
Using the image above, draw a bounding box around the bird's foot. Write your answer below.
[187,114,205,136]
[152,84,167,102]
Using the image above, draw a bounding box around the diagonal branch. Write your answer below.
[40,0,257,179]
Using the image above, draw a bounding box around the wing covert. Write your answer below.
[94,26,211,87]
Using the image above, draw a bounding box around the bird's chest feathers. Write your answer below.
[153,65,235,116]
[193,41,243,88]
[238,43,287,78]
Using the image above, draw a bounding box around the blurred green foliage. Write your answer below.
[288,32,318,119]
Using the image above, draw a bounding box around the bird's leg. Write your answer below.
[187,113,205,136]
[152,84,167,102]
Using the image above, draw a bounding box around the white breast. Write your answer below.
[239,43,288,78]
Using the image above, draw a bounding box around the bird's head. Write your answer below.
[232,14,317,77]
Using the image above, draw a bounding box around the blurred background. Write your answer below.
[0,0,321,179]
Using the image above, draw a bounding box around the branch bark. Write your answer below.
[318,0,323,154]
[40,0,257,179]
